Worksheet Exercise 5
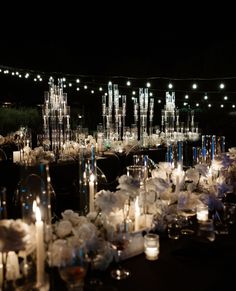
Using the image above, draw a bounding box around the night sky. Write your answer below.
[1,14,236,145]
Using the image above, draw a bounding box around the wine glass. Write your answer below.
[58,243,88,290]
[110,223,131,280]
[177,191,197,235]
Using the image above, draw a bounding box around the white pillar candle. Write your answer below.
[6,251,20,281]
[175,163,181,195]
[208,167,213,184]
[13,151,21,163]
[134,196,140,231]
[0,253,3,288]
[89,174,95,212]
[35,207,45,287]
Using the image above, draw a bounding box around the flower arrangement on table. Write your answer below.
[0,219,35,283]
[49,148,236,271]
[49,210,114,271]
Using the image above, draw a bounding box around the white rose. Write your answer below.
[56,220,73,238]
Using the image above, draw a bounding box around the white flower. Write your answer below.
[56,220,73,238]
[150,177,172,194]
[228,147,236,155]
[151,162,172,181]
[72,222,97,247]
[0,219,33,253]
[194,164,209,177]
[61,209,87,226]
[171,167,185,187]
[185,168,200,184]
[95,189,127,215]
[117,175,140,199]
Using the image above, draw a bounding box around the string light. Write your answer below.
[1,64,236,109]
[221,104,224,108]
[208,104,212,107]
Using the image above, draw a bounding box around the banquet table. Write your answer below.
[49,225,236,291]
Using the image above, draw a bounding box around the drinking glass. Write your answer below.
[126,165,146,187]
[110,225,131,280]
[177,191,197,235]
[58,244,88,290]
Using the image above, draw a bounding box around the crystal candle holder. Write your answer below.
[144,233,159,261]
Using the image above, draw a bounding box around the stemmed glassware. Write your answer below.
[177,191,197,235]
[110,223,131,280]
[58,243,88,290]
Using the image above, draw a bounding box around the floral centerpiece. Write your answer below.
[0,219,35,283]
[49,210,113,271]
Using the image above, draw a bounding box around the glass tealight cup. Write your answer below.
[197,219,215,242]
[144,233,160,261]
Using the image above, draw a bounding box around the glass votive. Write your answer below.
[197,219,215,242]
[144,233,160,261]
[197,204,209,222]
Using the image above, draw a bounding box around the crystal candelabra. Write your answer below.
[101,84,200,160]
[161,91,199,143]
[161,91,200,165]
[139,88,149,147]
[102,82,127,142]
[42,78,71,155]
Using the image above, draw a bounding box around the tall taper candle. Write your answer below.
[89,174,95,212]
[35,207,45,287]
[134,196,140,231]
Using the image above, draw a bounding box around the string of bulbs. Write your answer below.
[1,64,236,110]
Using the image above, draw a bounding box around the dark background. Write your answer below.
[1,11,236,146]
